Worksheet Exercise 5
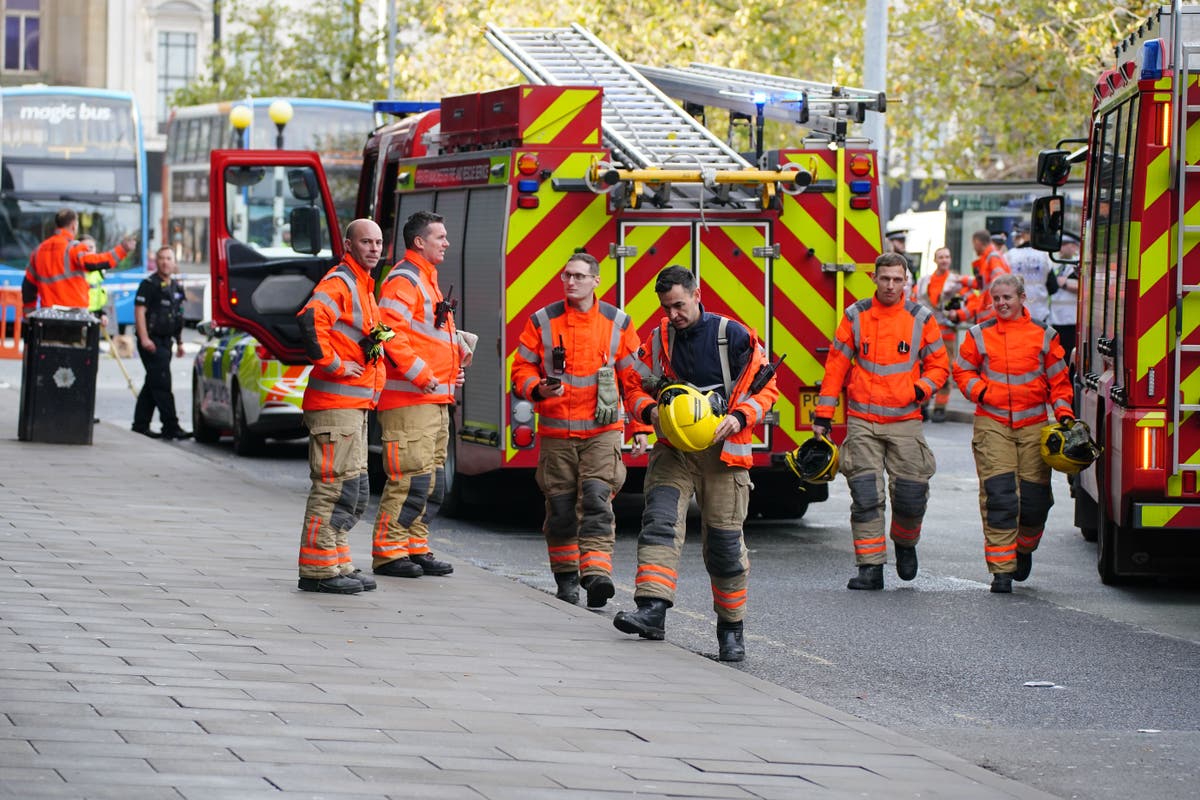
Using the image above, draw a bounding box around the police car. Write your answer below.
[191,322,310,455]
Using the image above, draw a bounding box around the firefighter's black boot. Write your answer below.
[1014,552,1033,582]
[895,545,918,581]
[580,573,615,608]
[613,597,669,640]
[991,573,1013,593]
[716,620,745,662]
[847,564,884,590]
[554,571,580,605]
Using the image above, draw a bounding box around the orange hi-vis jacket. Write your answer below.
[28,229,129,308]
[970,244,1010,325]
[953,307,1073,429]
[376,251,466,411]
[818,297,950,424]
[626,316,779,468]
[511,298,651,439]
[297,253,385,411]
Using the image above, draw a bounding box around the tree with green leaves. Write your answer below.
[178,0,1162,181]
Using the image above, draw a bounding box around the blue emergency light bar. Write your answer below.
[1142,39,1166,80]
[373,100,439,116]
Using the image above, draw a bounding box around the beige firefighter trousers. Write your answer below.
[632,443,751,623]
[372,403,449,567]
[298,408,370,580]
[840,417,936,565]
[534,430,627,577]
[971,416,1054,574]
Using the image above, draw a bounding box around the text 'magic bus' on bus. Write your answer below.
[0,85,149,328]
[161,97,377,316]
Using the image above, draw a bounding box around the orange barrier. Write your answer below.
[0,288,23,359]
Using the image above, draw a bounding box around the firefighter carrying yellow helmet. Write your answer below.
[656,383,725,452]
[785,433,839,483]
[1040,419,1100,474]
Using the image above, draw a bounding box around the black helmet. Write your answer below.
[785,434,839,484]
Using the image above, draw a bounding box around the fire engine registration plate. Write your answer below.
[796,392,845,425]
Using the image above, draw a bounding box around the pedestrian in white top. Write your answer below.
[1004,221,1053,322]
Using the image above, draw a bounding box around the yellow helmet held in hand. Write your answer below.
[785,434,839,483]
[1040,419,1100,474]
[657,383,723,452]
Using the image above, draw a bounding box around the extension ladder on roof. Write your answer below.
[485,24,750,174]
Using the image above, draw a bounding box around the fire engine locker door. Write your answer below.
[617,223,693,346]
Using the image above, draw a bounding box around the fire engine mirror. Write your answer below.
[289,206,323,256]
[1036,149,1072,187]
[1030,196,1064,253]
[287,168,319,202]
[225,166,266,188]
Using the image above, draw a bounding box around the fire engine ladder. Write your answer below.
[635,63,886,145]
[485,24,755,207]
[1172,6,1200,473]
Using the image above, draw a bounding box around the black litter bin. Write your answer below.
[18,307,100,445]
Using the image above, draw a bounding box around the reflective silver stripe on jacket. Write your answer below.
[538,415,612,434]
[328,265,366,330]
[847,398,920,418]
[307,377,376,399]
[979,401,1046,423]
[384,378,454,397]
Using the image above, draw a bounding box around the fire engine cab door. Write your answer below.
[617,221,772,439]
[209,149,343,365]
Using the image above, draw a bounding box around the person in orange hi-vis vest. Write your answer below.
[613,265,779,663]
[24,208,135,310]
[511,252,652,609]
[953,273,1074,594]
[370,211,472,580]
[966,229,1011,325]
[814,253,950,591]
[914,246,969,422]
[295,219,387,595]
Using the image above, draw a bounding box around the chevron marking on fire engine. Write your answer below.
[521,89,601,145]
[1138,306,1168,382]
[1139,505,1182,527]
[623,226,692,332]
[506,196,609,324]
[697,232,766,328]
[1139,223,1168,296]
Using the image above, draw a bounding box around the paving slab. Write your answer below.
[0,382,1057,799]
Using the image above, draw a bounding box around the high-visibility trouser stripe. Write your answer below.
[336,544,350,566]
[372,514,407,559]
[320,440,336,484]
[890,519,921,543]
[711,585,747,610]
[854,535,886,556]
[298,547,339,567]
[548,544,580,566]
[1016,531,1043,551]
[985,543,1017,564]
[580,551,612,572]
[635,564,677,591]
[385,440,403,480]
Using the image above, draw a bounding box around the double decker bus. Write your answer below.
[162,98,375,299]
[0,86,148,325]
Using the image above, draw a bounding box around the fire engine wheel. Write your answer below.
[231,385,264,457]
[747,472,810,520]
[436,418,465,518]
[191,374,220,445]
[1096,496,1125,586]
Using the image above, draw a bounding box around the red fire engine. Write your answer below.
[207,25,886,518]
[1033,5,1200,581]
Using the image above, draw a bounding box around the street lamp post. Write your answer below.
[230,104,252,148]
[268,100,294,247]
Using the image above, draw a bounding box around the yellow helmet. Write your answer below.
[1040,419,1100,474]
[657,383,723,452]
[785,434,839,483]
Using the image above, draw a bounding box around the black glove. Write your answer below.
[1058,414,1075,425]
[813,416,833,432]
[978,388,987,403]
[1045,269,1059,296]
[944,295,963,311]
[914,384,926,402]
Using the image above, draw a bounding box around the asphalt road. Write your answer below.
[4,345,1197,800]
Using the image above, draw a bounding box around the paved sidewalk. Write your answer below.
[0,383,1054,800]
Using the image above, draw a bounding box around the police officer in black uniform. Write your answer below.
[132,246,190,440]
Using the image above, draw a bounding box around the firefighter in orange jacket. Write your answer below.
[914,246,967,422]
[966,229,1010,325]
[24,208,135,311]
[370,211,470,580]
[953,273,1074,593]
[295,219,387,595]
[613,265,778,662]
[815,253,950,591]
[511,252,651,609]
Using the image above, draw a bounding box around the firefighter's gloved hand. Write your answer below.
[944,295,963,311]
[914,384,926,402]
[595,366,620,425]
